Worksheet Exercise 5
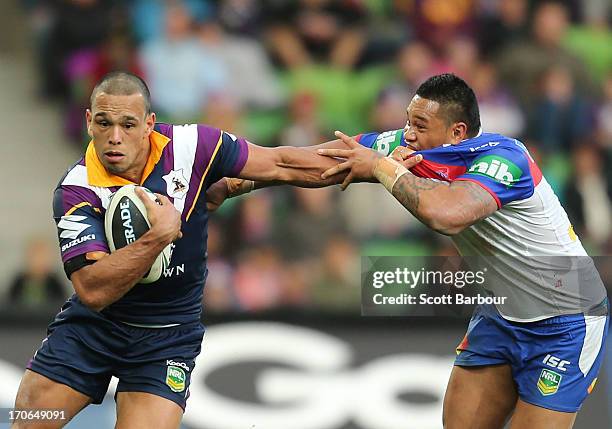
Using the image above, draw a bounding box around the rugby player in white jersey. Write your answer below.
[213,74,609,429]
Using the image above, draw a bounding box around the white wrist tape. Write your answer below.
[227,178,255,197]
[373,157,410,193]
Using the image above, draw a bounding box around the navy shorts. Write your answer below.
[28,300,204,410]
[455,303,609,413]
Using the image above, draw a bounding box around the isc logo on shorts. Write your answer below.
[542,354,570,372]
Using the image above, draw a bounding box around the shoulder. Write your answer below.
[56,158,86,189]
[54,159,109,215]
[166,123,227,146]
[461,133,531,164]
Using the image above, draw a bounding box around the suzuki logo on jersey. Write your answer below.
[58,215,91,239]
[468,155,522,187]
[469,142,499,152]
[163,169,189,200]
[61,234,96,252]
[543,354,570,372]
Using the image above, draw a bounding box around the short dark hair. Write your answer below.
[90,71,152,115]
[416,74,481,137]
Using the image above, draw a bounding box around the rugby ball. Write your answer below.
[104,185,172,283]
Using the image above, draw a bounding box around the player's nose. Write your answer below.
[109,126,122,145]
[404,127,416,142]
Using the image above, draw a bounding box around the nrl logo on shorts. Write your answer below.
[166,365,186,392]
[537,369,562,396]
[163,169,189,200]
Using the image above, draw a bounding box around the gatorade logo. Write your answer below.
[468,155,522,187]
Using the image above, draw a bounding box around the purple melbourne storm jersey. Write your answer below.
[358,130,607,321]
[53,123,248,326]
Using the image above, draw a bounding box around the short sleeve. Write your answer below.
[356,129,405,156]
[53,186,109,265]
[205,128,249,184]
[455,146,535,208]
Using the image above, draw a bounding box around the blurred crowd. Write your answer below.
[10,0,612,314]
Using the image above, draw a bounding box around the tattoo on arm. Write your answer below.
[391,173,496,234]
[391,172,448,217]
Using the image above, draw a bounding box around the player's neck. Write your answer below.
[115,147,151,184]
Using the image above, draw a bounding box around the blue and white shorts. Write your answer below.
[455,303,609,412]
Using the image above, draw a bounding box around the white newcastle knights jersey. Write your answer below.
[358,130,608,321]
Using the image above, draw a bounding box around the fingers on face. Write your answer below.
[404,154,423,167]
[391,146,415,161]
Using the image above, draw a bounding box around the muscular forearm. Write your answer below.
[258,138,363,188]
[240,143,350,188]
[72,230,169,311]
[390,172,453,233]
[390,173,494,235]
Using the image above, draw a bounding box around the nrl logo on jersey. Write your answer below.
[468,155,522,187]
[163,169,189,200]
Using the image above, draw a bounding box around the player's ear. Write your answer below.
[145,112,156,136]
[451,122,468,143]
[85,109,93,137]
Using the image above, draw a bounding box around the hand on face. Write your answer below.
[390,145,416,163]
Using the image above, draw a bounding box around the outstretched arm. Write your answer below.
[318,132,497,235]
[205,137,357,211]
[235,141,351,187]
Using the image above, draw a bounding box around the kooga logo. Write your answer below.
[468,155,522,186]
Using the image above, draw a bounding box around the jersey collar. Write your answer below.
[85,130,170,187]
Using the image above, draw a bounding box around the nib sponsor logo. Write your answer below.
[468,155,522,186]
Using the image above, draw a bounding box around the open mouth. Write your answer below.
[104,150,125,163]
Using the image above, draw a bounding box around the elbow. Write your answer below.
[431,223,466,237]
[71,272,105,312]
[78,293,105,312]
[421,206,467,236]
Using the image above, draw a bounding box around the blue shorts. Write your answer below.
[455,304,609,413]
[28,300,204,410]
